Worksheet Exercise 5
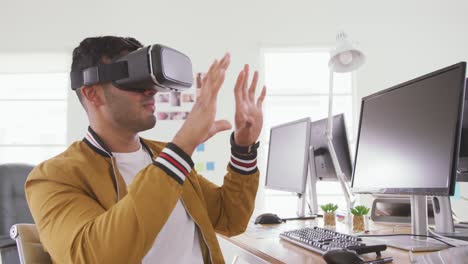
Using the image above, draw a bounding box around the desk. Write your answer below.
[218,218,445,264]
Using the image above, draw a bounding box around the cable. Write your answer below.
[357,234,456,248]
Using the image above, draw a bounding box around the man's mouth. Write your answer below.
[143,100,155,112]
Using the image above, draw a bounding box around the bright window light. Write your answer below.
[0,54,69,165]
[261,48,354,212]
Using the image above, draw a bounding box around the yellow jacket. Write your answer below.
[25,128,259,263]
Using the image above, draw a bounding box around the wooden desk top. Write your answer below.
[219,219,424,264]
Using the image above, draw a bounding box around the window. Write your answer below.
[261,48,354,213]
[0,54,69,165]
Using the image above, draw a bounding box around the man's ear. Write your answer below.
[81,85,105,107]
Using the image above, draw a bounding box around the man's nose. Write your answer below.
[143,87,157,96]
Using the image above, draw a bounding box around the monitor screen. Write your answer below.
[352,62,466,195]
[310,114,353,181]
[266,117,311,194]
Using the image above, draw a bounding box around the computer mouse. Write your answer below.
[254,213,283,225]
[322,248,364,264]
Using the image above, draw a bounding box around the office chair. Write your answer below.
[10,224,51,264]
[0,163,35,263]
[0,236,18,264]
[0,163,35,234]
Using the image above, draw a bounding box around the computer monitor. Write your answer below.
[352,62,467,250]
[310,114,353,182]
[265,114,353,218]
[266,117,311,194]
[265,117,313,218]
[456,78,468,182]
[352,62,466,196]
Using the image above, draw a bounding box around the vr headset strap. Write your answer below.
[70,61,129,90]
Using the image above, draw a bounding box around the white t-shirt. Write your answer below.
[112,145,203,264]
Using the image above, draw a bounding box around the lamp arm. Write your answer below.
[327,67,356,228]
[326,139,356,207]
[327,138,356,229]
[327,32,364,227]
[327,69,334,139]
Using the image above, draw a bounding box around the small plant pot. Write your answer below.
[353,215,365,233]
[324,212,336,228]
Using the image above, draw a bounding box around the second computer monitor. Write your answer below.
[310,114,353,181]
[265,117,311,194]
[265,114,353,194]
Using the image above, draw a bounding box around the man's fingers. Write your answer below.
[201,53,231,99]
[207,59,219,76]
[234,70,245,108]
[214,54,230,90]
[242,64,249,100]
[199,59,219,97]
[202,120,232,142]
[214,120,233,132]
[219,53,231,70]
[256,86,267,109]
[248,71,259,102]
[214,69,226,93]
[212,53,230,82]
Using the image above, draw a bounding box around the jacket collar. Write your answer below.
[83,126,154,158]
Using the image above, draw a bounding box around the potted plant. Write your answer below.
[351,205,370,233]
[320,203,338,227]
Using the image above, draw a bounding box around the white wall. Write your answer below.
[2,0,468,215]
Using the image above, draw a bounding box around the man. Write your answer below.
[25,36,266,263]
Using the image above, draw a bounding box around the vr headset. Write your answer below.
[70,44,193,92]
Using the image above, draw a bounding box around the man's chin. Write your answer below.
[135,116,156,133]
[139,117,156,132]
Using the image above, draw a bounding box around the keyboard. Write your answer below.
[280,227,386,255]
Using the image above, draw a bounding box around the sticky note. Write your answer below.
[196,143,205,152]
[206,162,215,171]
[195,162,205,172]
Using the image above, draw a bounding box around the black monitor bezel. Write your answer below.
[352,62,466,196]
[265,117,312,194]
[456,78,468,183]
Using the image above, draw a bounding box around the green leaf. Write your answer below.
[320,203,338,213]
[350,205,370,216]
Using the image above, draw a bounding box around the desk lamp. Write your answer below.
[327,31,365,226]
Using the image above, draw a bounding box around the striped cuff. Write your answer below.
[229,150,258,175]
[153,143,194,185]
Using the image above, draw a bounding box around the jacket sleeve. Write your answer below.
[25,143,193,264]
[197,150,259,237]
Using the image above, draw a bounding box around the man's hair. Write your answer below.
[71,36,144,108]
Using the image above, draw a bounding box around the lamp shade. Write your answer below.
[328,32,365,73]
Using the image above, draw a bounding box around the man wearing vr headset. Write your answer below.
[25,36,266,263]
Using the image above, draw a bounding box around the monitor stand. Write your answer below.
[294,146,320,218]
[296,192,308,217]
[383,195,450,252]
[430,196,468,242]
[289,192,317,220]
